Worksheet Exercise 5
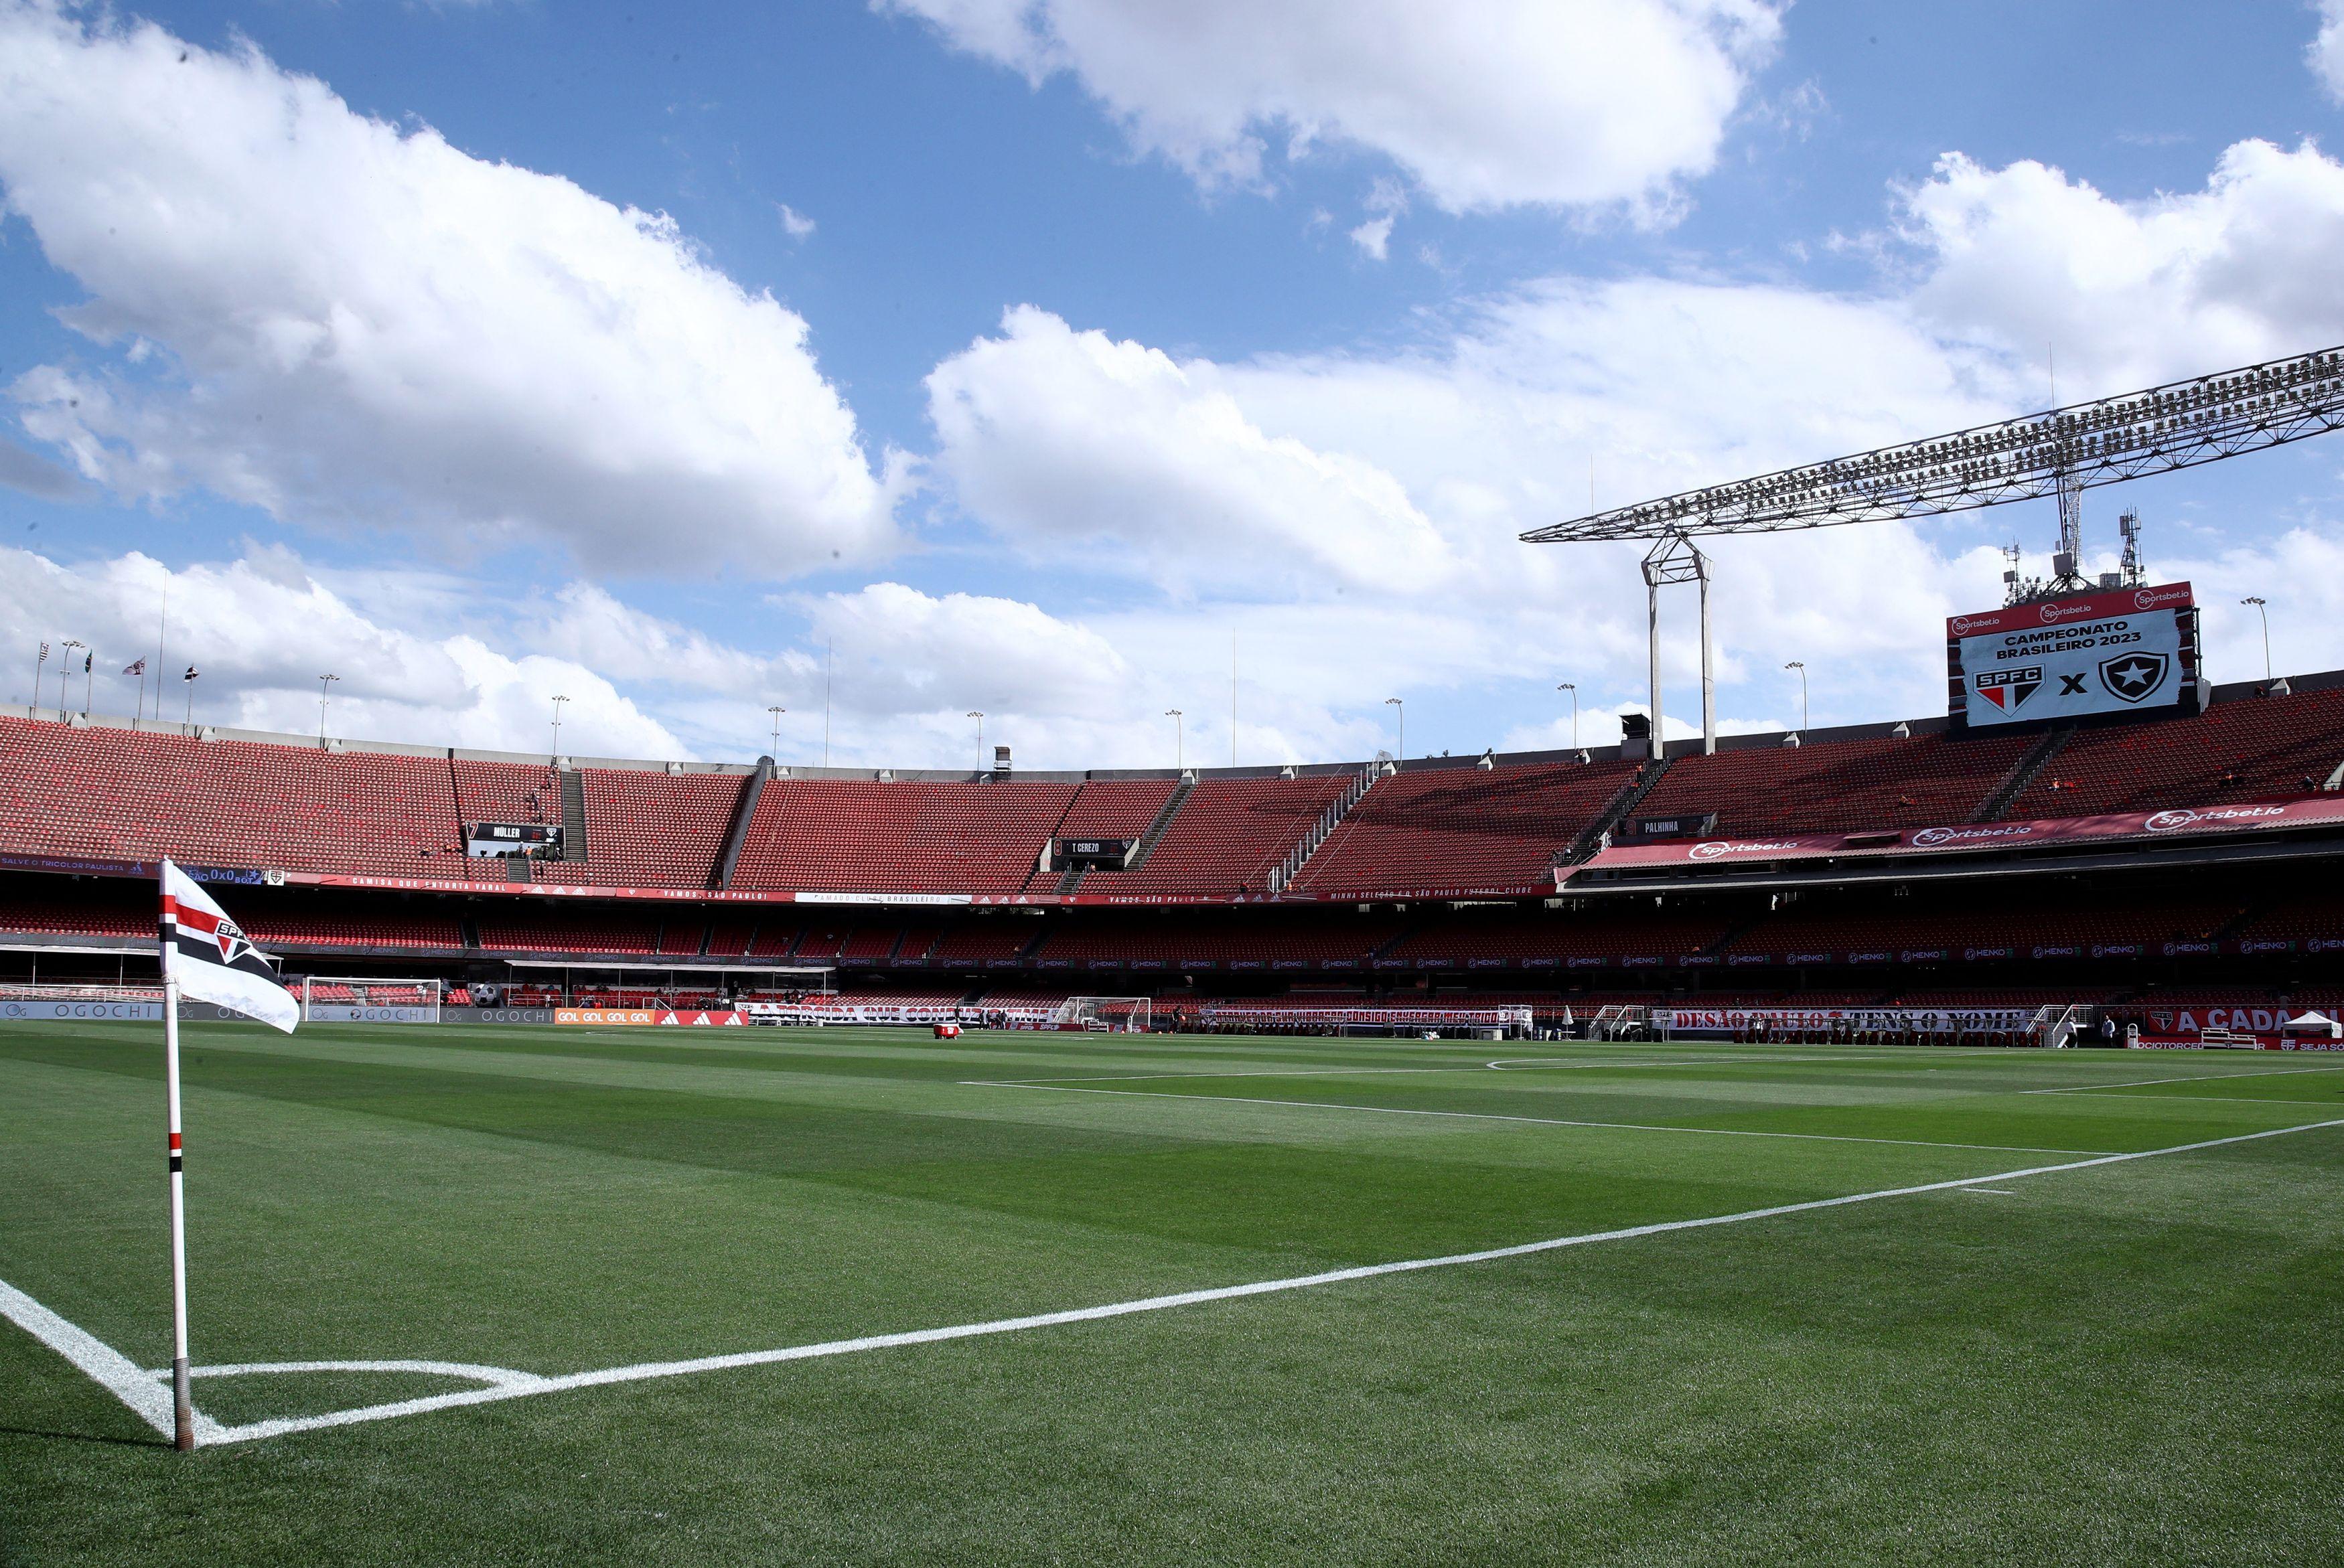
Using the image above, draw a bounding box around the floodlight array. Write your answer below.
[1522,345,2344,542]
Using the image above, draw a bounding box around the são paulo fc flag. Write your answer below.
[161,860,299,1033]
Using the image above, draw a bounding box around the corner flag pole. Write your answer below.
[159,892,194,1451]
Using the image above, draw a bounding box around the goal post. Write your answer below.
[1048,996,1153,1033]
[298,976,444,1023]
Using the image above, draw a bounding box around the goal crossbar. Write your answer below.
[299,975,444,1022]
[1048,996,1153,1033]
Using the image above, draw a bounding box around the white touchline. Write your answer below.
[960,1081,2113,1156]
[0,1279,228,1445]
[5,1119,2337,1449]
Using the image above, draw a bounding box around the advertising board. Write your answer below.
[1947,582,2199,728]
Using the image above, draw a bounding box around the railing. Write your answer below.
[1266,761,1381,894]
[1588,1004,1650,1040]
[2027,1002,2091,1048]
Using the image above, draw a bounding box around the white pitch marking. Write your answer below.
[9,1119,2337,1448]
[0,1278,227,1444]
[982,1052,1861,1089]
[2021,1064,2344,1095]
[1958,1188,2021,1196]
[962,1081,2113,1156]
[154,1358,550,1390]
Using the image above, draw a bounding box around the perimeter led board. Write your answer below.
[1947,583,2201,730]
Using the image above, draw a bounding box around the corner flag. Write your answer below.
[156,861,297,1450]
[161,861,297,1032]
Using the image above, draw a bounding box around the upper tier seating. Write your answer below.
[451,757,559,830]
[1027,778,1179,889]
[1094,775,1349,896]
[579,771,745,888]
[0,716,461,874]
[2003,688,2344,817]
[730,779,1080,893]
[1288,761,1639,895]
[1633,731,2035,839]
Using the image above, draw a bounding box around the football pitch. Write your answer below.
[5,1022,2343,1566]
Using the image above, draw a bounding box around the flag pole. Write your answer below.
[159,890,194,1450]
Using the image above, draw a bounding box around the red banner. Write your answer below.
[1575,793,2344,874]
[1945,582,2193,639]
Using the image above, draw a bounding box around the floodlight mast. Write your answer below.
[1521,344,2344,545]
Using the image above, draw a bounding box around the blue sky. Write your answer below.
[5,0,2344,769]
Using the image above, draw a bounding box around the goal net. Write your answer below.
[1048,996,1153,1033]
[299,976,444,1023]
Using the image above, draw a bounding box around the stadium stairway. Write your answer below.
[1570,757,1672,860]
[1123,774,1196,872]
[1972,726,2073,822]
[559,769,588,861]
[714,762,771,889]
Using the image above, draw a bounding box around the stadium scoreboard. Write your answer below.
[1947,582,2202,730]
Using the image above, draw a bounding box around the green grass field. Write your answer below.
[4,1020,2343,1566]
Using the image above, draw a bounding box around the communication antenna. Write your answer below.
[2118,508,2145,588]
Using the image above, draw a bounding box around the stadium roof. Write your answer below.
[1523,345,2344,543]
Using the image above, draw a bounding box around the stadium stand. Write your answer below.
[2004,688,2344,817]
[730,779,1080,893]
[1097,775,1349,895]
[1631,731,2037,838]
[0,716,461,874]
[930,920,1042,965]
[0,893,149,938]
[577,770,745,888]
[474,911,661,954]
[1035,911,1404,965]
[450,757,560,833]
[1287,761,1640,894]
[242,912,465,950]
[1384,911,1738,962]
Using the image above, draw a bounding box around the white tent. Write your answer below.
[2281,1010,2341,1038]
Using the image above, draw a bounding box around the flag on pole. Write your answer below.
[160,861,299,1032]
[124,658,147,676]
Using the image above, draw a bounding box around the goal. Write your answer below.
[299,976,444,1023]
[1048,996,1153,1033]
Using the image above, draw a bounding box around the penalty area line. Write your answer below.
[6,1119,2337,1448]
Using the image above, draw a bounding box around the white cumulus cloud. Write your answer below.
[0,546,690,757]
[879,0,1783,214]
[927,306,1459,593]
[2313,0,2344,102]
[1900,139,2344,396]
[0,2,897,576]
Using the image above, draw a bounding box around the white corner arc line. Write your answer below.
[961,1080,2112,1156]
[7,1118,2337,1448]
